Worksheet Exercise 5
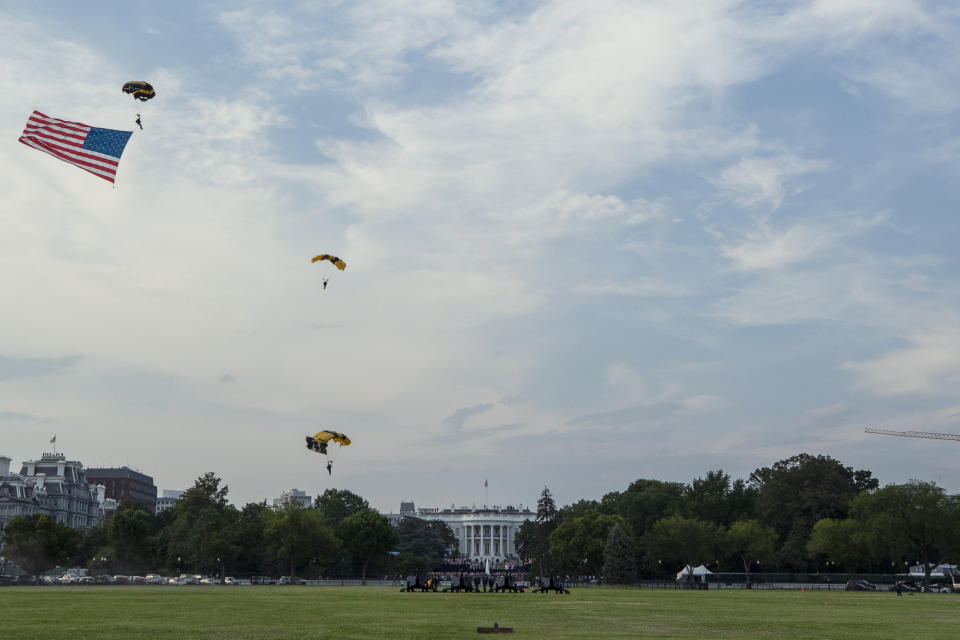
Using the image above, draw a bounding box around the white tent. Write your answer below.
[676,564,714,580]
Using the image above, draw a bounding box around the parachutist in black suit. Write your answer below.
[135,114,143,130]
[327,460,333,475]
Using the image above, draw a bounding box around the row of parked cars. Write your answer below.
[845,579,954,593]
[3,573,312,586]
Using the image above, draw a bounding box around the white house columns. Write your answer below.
[419,507,533,561]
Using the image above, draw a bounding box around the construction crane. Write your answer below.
[864,427,960,442]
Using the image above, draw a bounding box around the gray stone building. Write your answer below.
[0,452,107,546]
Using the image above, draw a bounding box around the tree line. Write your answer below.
[1,472,453,583]
[515,453,960,589]
[4,453,960,590]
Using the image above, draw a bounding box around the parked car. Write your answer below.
[845,579,877,591]
[223,577,240,585]
[57,574,79,585]
[278,576,306,585]
[144,574,165,585]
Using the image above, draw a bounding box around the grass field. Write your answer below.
[1,586,958,639]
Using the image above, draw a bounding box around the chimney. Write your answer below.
[0,456,10,477]
[57,460,66,477]
[26,461,36,476]
[36,473,47,494]
[97,484,106,503]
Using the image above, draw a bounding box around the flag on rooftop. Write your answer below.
[18,111,133,183]
[50,435,56,444]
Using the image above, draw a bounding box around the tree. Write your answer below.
[549,509,628,579]
[613,479,686,537]
[852,481,956,590]
[161,472,239,576]
[537,486,557,523]
[806,518,870,578]
[234,501,269,576]
[602,524,636,585]
[106,503,155,573]
[192,471,230,506]
[261,503,340,578]
[337,510,398,584]
[723,520,776,588]
[315,489,370,529]
[2,514,81,577]
[686,470,757,527]
[645,515,717,588]
[395,517,456,568]
[749,454,878,570]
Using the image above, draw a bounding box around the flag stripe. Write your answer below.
[18,110,130,183]
[19,138,117,180]
[20,135,120,168]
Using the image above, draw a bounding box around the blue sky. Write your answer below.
[3,1,960,510]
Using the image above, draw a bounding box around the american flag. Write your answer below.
[18,111,133,183]
[50,435,56,444]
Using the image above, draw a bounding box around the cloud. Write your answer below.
[575,278,689,297]
[219,374,235,384]
[799,402,850,426]
[566,402,681,429]
[0,410,51,422]
[500,396,524,406]
[443,403,495,430]
[843,325,960,396]
[721,214,887,272]
[679,395,727,414]
[709,155,829,211]
[0,355,85,381]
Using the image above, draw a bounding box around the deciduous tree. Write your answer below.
[337,510,398,584]
[723,519,776,588]
[2,514,80,577]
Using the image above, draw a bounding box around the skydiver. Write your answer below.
[135,114,143,130]
[326,460,333,475]
[322,278,329,290]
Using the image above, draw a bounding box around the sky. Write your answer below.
[2,0,960,512]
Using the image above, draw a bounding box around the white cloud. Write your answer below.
[843,325,960,396]
[710,155,829,211]
[721,214,885,271]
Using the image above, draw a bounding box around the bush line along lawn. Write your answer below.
[1,586,957,640]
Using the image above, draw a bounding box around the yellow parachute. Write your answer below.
[306,430,351,455]
[311,254,346,270]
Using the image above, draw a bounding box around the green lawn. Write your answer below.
[0,586,957,639]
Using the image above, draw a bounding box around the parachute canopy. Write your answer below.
[122,81,155,101]
[311,254,346,270]
[306,430,351,455]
